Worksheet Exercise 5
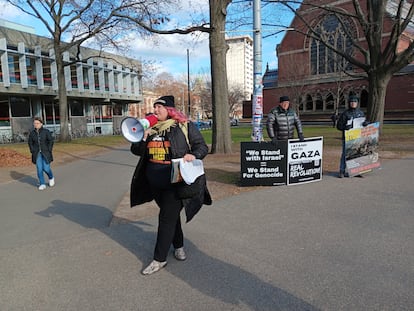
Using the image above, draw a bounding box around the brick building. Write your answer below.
[258,0,414,121]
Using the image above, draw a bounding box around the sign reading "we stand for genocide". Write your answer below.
[240,137,323,186]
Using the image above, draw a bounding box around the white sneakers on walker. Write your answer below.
[141,260,167,275]
[38,184,46,191]
[49,178,55,187]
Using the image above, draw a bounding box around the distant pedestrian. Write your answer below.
[330,113,338,128]
[266,95,305,146]
[28,117,55,190]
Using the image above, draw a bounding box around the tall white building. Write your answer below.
[226,35,253,100]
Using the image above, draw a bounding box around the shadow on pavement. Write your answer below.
[35,199,320,311]
[10,170,38,186]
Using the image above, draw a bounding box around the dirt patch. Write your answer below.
[0,149,32,167]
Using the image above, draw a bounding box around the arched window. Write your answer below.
[326,93,335,110]
[315,94,323,110]
[306,95,313,111]
[310,14,354,75]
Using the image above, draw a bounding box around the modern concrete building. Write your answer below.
[0,20,142,142]
[226,35,254,101]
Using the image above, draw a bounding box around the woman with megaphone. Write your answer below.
[129,95,212,275]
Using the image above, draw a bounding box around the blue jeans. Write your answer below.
[339,140,346,174]
[36,153,53,185]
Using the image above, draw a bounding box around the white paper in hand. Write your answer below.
[179,159,204,185]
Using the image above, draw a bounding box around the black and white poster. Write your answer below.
[287,137,323,185]
[240,138,323,186]
[240,141,287,186]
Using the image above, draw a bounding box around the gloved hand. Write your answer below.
[271,137,279,148]
[298,133,305,142]
[362,121,369,127]
[345,125,352,130]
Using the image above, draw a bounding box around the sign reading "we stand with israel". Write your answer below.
[240,137,323,186]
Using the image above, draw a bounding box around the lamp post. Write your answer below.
[187,49,191,118]
[252,0,263,142]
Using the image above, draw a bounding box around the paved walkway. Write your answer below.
[0,147,413,310]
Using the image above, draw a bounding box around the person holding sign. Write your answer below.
[336,95,369,178]
[129,95,211,275]
[266,95,304,146]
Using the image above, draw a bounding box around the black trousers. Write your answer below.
[152,188,184,262]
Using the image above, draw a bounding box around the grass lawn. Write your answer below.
[1,124,413,166]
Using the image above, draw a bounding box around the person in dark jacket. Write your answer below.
[129,95,212,275]
[266,95,304,145]
[28,117,55,190]
[336,95,368,178]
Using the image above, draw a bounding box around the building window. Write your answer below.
[70,64,77,88]
[94,68,99,90]
[8,54,21,83]
[0,97,10,126]
[43,59,52,86]
[83,67,89,89]
[10,96,31,117]
[70,100,84,116]
[113,103,123,115]
[26,56,37,85]
[114,72,119,92]
[104,70,109,91]
[102,105,112,122]
[326,93,335,110]
[310,14,354,75]
[44,101,60,124]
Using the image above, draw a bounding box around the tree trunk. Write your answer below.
[55,48,71,142]
[366,72,391,130]
[209,0,232,154]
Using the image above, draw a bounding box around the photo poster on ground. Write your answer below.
[345,122,381,177]
[287,137,323,185]
[240,141,287,186]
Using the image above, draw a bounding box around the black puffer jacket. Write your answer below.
[129,121,212,222]
[266,106,303,140]
[28,127,54,164]
[336,107,365,139]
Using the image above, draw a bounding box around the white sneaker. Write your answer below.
[49,178,55,187]
[174,247,187,261]
[38,184,46,191]
[141,260,167,275]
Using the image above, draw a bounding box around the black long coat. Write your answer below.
[28,127,54,164]
[129,121,212,222]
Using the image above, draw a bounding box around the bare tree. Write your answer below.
[6,0,141,142]
[274,0,414,127]
[113,0,233,153]
[228,84,245,118]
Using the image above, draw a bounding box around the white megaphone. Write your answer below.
[120,114,158,143]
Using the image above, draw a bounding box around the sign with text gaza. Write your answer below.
[287,137,323,185]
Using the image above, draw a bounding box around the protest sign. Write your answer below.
[287,137,323,185]
[240,137,323,186]
[240,141,287,186]
[345,122,381,176]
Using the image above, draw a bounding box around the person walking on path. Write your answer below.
[129,95,211,275]
[28,117,55,190]
[336,95,368,178]
[266,95,305,146]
